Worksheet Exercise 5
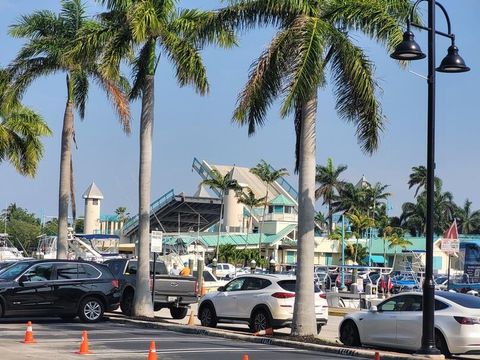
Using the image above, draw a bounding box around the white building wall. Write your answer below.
[84,198,101,234]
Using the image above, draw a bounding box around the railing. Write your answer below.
[191,157,222,197]
[122,189,176,235]
[267,162,298,202]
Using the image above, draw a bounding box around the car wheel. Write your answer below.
[198,304,217,327]
[251,309,271,332]
[59,315,77,321]
[78,297,104,323]
[170,307,188,319]
[153,304,163,312]
[340,320,361,346]
[120,290,134,316]
[435,330,451,356]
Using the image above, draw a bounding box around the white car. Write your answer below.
[197,274,328,333]
[339,291,480,356]
[206,263,236,279]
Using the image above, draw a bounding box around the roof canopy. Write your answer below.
[82,182,104,199]
[269,194,296,207]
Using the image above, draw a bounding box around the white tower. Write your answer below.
[82,182,103,234]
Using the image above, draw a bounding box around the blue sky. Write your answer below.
[1,0,479,221]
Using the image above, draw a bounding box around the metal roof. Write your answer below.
[269,194,296,207]
[82,182,103,199]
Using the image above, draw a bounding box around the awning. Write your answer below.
[366,255,385,264]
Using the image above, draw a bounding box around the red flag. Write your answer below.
[443,219,459,240]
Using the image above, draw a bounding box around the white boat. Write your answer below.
[0,233,26,262]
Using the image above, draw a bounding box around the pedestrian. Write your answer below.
[180,261,190,276]
[170,263,180,276]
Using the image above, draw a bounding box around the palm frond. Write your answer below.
[72,70,89,119]
[329,29,385,154]
[8,10,59,39]
[130,40,155,100]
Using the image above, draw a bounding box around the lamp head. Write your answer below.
[390,31,426,60]
[436,45,470,73]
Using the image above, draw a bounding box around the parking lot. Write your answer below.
[0,318,357,360]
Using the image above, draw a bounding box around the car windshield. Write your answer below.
[438,291,480,308]
[0,261,32,281]
[278,279,321,293]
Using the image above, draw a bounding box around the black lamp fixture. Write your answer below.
[390,0,470,356]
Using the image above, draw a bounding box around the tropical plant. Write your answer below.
[88,0,235,318]
[331,182,366,215]
[344,243,368,265]
[363,181,391,216]
[387,230,412,269]
[315,158,347,233]
[8,0,131,259]
[408,165,442,198]
[314,211,328,233]
[223,0,413,336]
[202,168,241,257]
[0,95,51,176]
[238,189,265,247]
[346,210,374,264]
[115,206,129,223]
[250,160,288,256]
[455,199,480,234]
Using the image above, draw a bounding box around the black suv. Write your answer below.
[0,260,120,322]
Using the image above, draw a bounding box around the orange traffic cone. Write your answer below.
[374,351,380,360]
[253,327,273,336]
[187,311,195,326]
[22,321,36,344]
[147,341,157,360]
[243,355,249,360]
[201,286,207,296]
[76,330,91,355]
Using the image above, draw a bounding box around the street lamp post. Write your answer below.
[341,214,346,290]
[390,0,470,354]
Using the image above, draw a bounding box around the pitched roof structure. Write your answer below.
[82,182,104,199]
[269,194,296,207]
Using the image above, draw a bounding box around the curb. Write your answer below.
[108,316,433,360]
[328,307,354,316]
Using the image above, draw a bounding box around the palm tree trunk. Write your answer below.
[70,153,76,231]
[292,95,317,336]
[328,200,332,234]
[133,49,156,317]
[258,185,268,258]
[216,191,225,258]
[57,75,74,259]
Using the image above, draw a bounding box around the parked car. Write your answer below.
[105,258,197,319]
[198,274,328,333]
[192,269,227,294]
[339,291,480,356]
[206,263,236,279]
[0,259,120,322]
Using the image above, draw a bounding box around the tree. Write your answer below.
[315,158,347,233]
[363,182,391,216]
[387,230,412,269]
[202,168,241,256]
[237,189,265,248]
[408,165,442,198]
[74,218,84,233]
[1,204,42,253]
[346,210,374,264]
[250,160,288,256]
[224,0,411,336]
[0,71,52,177]
[345,243,368,265]
[9,0,131,259]
[43,218,59,236]
[455,199,480,234]
[115,206,129,223]
[332,182,366,215]
[314,211,328,233]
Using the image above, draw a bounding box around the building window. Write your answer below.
[268,206,273,214]
[284,206,292,214]
[93,199,98,205]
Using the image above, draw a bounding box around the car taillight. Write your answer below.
[194,281,198,296]
[112,279,119,288]
[271,292,295,299]
[319,293,326,299]
[454,316,480,325]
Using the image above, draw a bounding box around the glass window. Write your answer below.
[285,206,292,214]
[106,260,124,276]
[0,262,32,281]
[23,264,54,282]
[56,263,78,280]
[93,199,98,205]
[438,291,480,308]
[224,278,246,291]
[378,295,422,311]
[78,264,101,279]
[126,262,137,275]
[268,206,273,214]
[278,279,321,293]
[243,277,271,290]
[435,300,449,310]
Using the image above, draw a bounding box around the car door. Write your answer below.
[7,263,55,314]
[395,295,423,350]
[213,277,246,318]
[359,296,410,347]
[235,277,272,319]
[51,262,86,313]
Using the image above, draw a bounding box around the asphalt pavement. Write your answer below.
[0,318,357,360]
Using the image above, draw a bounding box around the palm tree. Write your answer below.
[315,158,347,233]
[346,210,374,264]
[8,0,131,259]
[223,0,412,335]
[456,199,480,234]
[202,168,241,257]
[115,206,129,224]
[345,243,368,265]
[314,211,328,233]
[86,0,235,318]
[250,160,288,256]
[387,230,412,269]
[332,182,366,215]
[363,182,391,215]
[408,165,442,198]
[237,189,265,248]
[0,86,52,176]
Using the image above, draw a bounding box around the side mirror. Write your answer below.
[370,305,378,313]
[18,275,28,286]
[217,286,225,292]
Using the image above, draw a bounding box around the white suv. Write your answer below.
[197,274,328,333]
[205,263,236,279]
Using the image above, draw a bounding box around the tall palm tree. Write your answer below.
[8,0,131,259]
[222,0,412,335]
[237,189,265,248]
[250,160,288,256]
[332,182,366,215]
[363,182,390,215]
[387,231,412,269]
[455,199,480,234]
[408,165,442,198]
[346,210,374,264]
[84,0,235,318]
[0,83,52,176]
[315,158,347,233]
